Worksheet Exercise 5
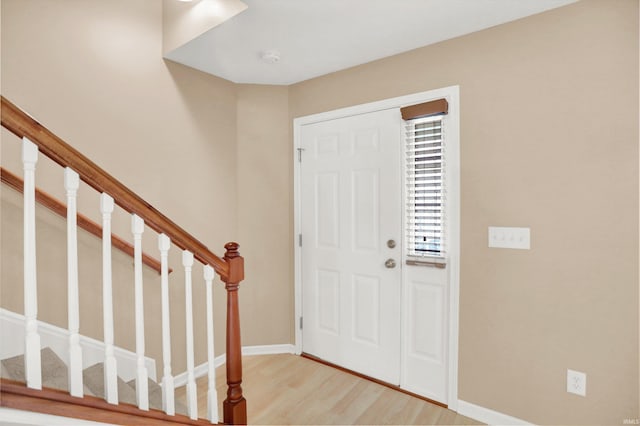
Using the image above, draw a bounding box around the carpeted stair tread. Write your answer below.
[82,362,138,406]
[175,399,189,416]
[1,347,96,396]
[1,348,189,416]
[3,348,61,391]
[126,377,163,411]
[1,361,12,380]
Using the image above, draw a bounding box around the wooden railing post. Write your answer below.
[222,242,246,425]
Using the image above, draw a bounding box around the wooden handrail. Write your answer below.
[1,96,229,281]
[0,167,168,275]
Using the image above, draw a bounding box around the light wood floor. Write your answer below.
[176,354,481,425]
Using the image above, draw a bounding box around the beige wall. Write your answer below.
[1,0,638,424]
[290,0,639,424]
[236,85,293,345]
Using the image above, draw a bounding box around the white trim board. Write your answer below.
[173,344,296,388]
[457,400,533,425]
[0,308,156,382]
[0,407,116,426]
[292,86,461,409]
[173,353,226,388]
[241,344,296,356]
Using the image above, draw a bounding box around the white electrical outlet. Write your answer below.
[567,369,587,396]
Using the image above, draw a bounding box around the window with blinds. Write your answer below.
[405,114,446,258]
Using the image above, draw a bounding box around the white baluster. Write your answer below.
[100,194,118,404]
[158,234,175,415]
[204,265,219,423]
[22,138,41,390]
[64,168,83,397]
[183,250,197,420]
[132,214,149,410]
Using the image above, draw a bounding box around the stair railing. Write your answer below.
[0,167,168,275]
[1,96,247,425]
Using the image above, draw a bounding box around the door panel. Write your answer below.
[316,269,340,334]
[316,173,340,248]
[352,273,380,345]
[301,109,402,385]
[409,280,444,361]
[402,266,449,402]
[352,169,379,251]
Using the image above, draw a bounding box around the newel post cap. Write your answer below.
[223,242,244,285]
[224,242,240,258]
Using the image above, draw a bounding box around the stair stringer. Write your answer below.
[0,379,213,425]
[0,406,114,425]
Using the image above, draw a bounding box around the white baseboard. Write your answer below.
[173,353,225,388]
[173,344,296,388]
[0,308,156,382]
[0,407,116,425]
[457,400,533,425]
[241,344,296,356]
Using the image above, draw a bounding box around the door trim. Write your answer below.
[293,85,460,410]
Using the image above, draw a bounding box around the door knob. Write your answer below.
[385,258,396,269]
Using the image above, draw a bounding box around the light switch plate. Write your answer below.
[488,227,530,249]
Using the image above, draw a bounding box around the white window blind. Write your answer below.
[405,114,446,258]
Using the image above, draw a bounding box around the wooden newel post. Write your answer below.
[222,242,247,425]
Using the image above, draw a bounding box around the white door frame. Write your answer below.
[293,85,460,411]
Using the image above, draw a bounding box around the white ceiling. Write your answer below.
[164,0,577,85]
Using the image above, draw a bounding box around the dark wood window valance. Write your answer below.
[400,98,448,120]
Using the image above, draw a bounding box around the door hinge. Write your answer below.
[299,317,303,329]
[297,148,305,162]
[298,234,302,247]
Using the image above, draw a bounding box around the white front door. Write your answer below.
[300,109,402,384]
[297,87,460,407]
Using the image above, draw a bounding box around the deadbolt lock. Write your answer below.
[387,239,396,249]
